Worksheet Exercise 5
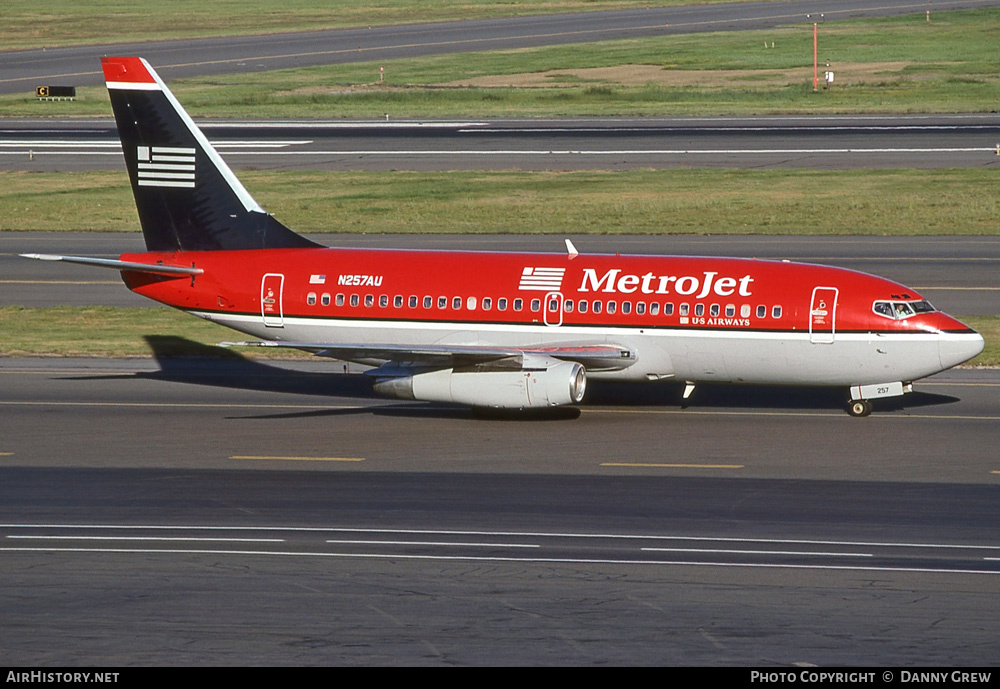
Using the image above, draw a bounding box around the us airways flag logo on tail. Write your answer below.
[519,267,565,291]
[136,146,195,188]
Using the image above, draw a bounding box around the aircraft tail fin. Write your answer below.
[101,57,320,252]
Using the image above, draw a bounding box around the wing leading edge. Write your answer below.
[222,340,637,373]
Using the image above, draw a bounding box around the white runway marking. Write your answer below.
[3,523,997,575]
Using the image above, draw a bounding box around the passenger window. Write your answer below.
[409,296,418,308]
[336,293,345,307]
[307,292,317,306]
[530,299,541,312]
[438,296,447,309]
[483,297,492,311]
[423,296,432,309]
[365,295,374,307]
[756,305,766,318]
[740,304,750,318]
[607,301,617,314]
[649,302,659,316]
[694,304,704,317]
[679,303,689,316]
[621,302,631,315]
[563,300,573,313]
[394,295,403,308]
[710,304,720,317]
[467,296,477,310]
[664,303,674,316]
[514,298,523,311]
[726,305,735,317]
[452,296,461,310]
[321,293,331,306]
[379,295,388,308]
[498,298,507,311]
[350,294,359,307]
[773,305,782,318]
[592,301,602,314]
[578,300,588,314]
[636,302,645,315]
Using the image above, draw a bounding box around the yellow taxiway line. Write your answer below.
[230,455,365,462]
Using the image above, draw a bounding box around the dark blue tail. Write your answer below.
[102,57,319,252]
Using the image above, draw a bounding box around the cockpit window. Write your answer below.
[873,300,935,320]
[873,302,894,318]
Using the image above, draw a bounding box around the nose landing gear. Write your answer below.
[846,382,909,417]
[847,399,874,417]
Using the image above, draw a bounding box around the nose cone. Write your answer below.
[936,314,985,370]
[939,332,984,369]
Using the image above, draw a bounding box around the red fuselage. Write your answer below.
[120,246,982,388]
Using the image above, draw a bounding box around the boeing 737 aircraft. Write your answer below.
[23,57,985,416]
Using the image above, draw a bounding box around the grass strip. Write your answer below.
[2,169,997,236]
[4,9,999,117]
[0,306,246,358]
[1,306,995,367]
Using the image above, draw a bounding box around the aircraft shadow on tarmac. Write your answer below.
[60,336,962,419]
[585,381,960,415]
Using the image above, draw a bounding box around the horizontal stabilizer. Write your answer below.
[20,253,203,276]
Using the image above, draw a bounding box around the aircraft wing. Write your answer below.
[222,340,636,373]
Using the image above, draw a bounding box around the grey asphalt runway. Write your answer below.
[4,0,999,95]
[4,115,1000,172]
[3,357,999,480]
[1,358,999,664]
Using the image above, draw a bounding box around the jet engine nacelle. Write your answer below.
[373,360,587,408]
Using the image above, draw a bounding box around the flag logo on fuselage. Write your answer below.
[519,267,565,291]
[136,146,195,188]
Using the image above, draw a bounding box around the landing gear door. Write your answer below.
[261,273,284,328]
[809,286,838,344]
